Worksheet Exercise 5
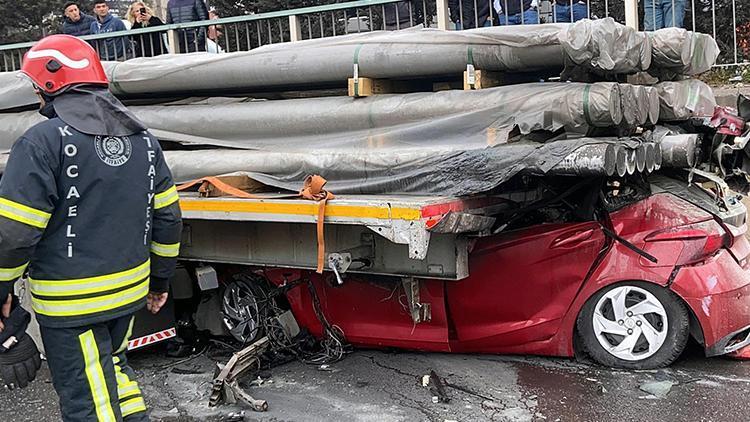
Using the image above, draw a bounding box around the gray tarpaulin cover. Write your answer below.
[2,82,633,151]
[160,138,641,195]
[655,79,717,121]
[648,28,719,78]
[0,20,718,196]
[0,81,646,195]
[0,18,716,111]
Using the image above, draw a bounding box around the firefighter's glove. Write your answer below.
[0,333,41,390]
[0,297,40,390]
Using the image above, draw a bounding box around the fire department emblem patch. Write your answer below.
[94,135,132,167]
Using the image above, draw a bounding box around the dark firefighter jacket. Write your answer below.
[0,89,182,328]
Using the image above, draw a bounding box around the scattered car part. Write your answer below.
[402,278,432,324]
[209,336,270,410]
[196,265,219,291]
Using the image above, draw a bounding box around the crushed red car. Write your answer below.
[207,173,750,370]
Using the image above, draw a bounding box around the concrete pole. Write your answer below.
[624,0,639,30]
[289,15,302,42]
[436,0,451,30]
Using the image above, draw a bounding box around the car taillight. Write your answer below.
[645,220,730,266]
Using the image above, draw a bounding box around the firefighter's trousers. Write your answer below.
[40,314,148,422]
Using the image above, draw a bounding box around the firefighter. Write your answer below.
[0,34,182,421]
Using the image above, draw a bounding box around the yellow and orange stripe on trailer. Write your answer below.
[178,197,422,221]
[179,195,500,225]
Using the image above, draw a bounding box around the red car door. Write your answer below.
[446,220,606,353]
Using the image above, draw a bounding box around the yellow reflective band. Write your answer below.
[150,241,180,258]
[154,186,178,210]
[32,279,148,317]
[115,317,135,355]
[118,381,140,399]
[79,330,116,422]
[0,197,51,229]
[0,262,28,281]
[29,260,150,296]
[120,396,147,417]
[114,365,129,385]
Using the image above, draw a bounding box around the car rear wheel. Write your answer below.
[577,282,690,369]
[222,275,268,344]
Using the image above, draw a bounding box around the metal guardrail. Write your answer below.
[0,0,747,72]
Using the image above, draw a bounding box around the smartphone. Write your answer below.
[139,7,146,14]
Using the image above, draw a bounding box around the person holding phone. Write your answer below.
[128,2,166,57]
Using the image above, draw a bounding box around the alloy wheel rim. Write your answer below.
[592,285,669,361]
[222,281,260,343]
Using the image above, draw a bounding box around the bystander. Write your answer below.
[62,2,96,37]
[128,1,167,57]
[643,0,686,30]
[90,0,130,60]
[554,0,587,22]
[166,0,209,53]
[449,0,492,29]
[494,0,537,25]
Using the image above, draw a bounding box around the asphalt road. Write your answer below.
[1,342,750,422]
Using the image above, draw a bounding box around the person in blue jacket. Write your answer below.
[166,0,209,52]
[62,2,96,37]
[90,0,129,61]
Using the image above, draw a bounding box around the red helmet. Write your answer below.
[21,34,108,95]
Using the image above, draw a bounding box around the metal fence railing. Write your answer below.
[0,0,747,72]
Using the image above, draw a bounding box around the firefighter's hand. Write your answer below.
[146,292,168,314]
[0,294,10,332]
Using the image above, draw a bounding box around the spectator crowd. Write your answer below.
[61,0,215,60]
[59,0,691,62]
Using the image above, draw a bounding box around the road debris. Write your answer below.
[209,336,270,411]
[639,380,676,398]
[429,370,450,404]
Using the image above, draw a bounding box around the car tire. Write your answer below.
[576,281,690,369]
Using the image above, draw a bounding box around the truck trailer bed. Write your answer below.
[177,193,509,280]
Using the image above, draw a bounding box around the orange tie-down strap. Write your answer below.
[177,174,334,273]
